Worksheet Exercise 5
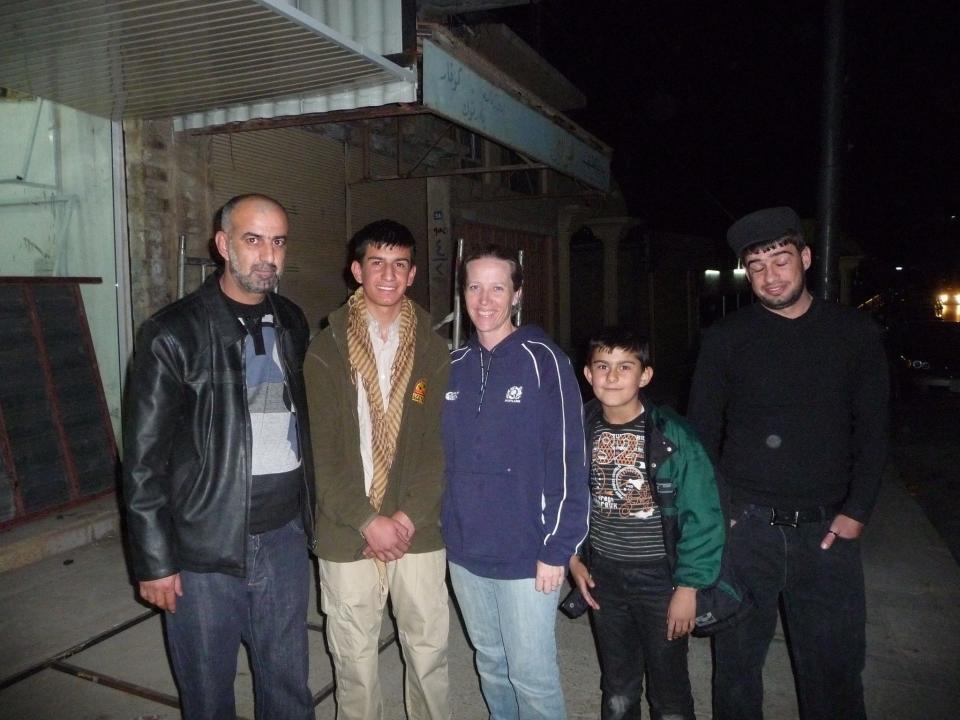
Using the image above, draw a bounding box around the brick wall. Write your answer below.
[123,119,213,330]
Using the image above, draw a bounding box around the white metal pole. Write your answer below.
[177,234,186,299]
[516,248,525,326]
[452,238,464,349]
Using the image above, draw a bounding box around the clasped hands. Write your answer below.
[361,510,415,562]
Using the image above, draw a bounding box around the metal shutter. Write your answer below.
[211,128,349,331]
[346,150,429,310]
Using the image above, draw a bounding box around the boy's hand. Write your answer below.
[569,555,600,610]
[666,586,697,640]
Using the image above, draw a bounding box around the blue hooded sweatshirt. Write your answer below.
[441,324,589,580]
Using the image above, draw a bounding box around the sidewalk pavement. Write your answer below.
[1,467,958,719]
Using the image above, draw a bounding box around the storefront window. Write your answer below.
[0,95,123,436]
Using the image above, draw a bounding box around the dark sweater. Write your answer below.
[687,298,889,522]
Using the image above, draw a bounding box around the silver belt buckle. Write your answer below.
[769,508,800,527]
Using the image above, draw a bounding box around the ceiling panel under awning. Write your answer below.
[0,0,415,120]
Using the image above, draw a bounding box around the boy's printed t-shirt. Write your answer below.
[588,412,666,562]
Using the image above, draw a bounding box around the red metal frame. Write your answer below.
[22,285,82,500]
[70,283,118,459]
[0,276,117,532]
[0,398,24,518]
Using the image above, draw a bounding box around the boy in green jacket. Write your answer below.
[570,327,724,720]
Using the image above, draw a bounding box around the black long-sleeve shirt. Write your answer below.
[687,297,889,522]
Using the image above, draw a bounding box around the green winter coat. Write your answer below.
[584,398,725,589]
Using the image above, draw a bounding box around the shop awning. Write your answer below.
[421,34,610,191]
[0,0,415,120]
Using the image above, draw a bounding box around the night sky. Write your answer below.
[488,1,959,266]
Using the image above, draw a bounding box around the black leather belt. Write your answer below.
[741,503,840,528]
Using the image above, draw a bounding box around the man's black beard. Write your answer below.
[760,278,806,312]
[231,263,278,294]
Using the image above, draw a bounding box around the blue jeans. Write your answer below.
[591,555,695,720]
[164,518,313,720]
[449,562,566,720]
[713,504,866,720]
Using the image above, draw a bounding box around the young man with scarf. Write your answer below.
[305,220,451,720]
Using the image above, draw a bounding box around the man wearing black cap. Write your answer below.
[687,207,889,720]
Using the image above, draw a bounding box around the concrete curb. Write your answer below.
[0,495,120,574]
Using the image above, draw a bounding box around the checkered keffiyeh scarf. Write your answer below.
[346,286,417,512]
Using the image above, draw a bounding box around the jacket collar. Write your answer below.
[584,394,673,472]
[197,270,288,348]
[584,393,660,427]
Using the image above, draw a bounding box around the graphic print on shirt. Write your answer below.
[593,429,655,519]
[589,416,666,561]
[505,385,523,403]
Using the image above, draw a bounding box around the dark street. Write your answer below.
[892,390,960,564]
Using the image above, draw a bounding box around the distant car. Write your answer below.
[895,320,960,393]
[935,291,960,322]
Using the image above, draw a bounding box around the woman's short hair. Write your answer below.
[461,244,524,292]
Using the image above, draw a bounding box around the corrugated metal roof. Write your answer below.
[0,0,415,120]
[174,71,416,131]
[174,0,416,131]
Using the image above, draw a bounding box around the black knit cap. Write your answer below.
[727,206,801,257]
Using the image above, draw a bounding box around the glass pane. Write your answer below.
[0,96,121,438]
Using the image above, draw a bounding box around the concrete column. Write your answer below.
[601,234,620,326]
[123,118,176,330]
[584,217,642,330]
[555,206,582,350]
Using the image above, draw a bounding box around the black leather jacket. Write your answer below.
[123,272,316,581]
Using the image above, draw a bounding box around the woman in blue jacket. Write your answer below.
[442,244,589,720]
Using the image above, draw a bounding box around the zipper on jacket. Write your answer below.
[477,347,492,415]
[239,333,253,572]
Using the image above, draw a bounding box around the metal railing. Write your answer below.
[177,234,219,299]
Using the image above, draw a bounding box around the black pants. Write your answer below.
[713,504,867,720]
[591,554,695,720]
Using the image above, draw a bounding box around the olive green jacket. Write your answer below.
[305,301,449,562]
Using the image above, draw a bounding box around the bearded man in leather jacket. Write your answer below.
[123,194,316,719]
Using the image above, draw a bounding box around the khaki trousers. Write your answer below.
[318,549,450,720]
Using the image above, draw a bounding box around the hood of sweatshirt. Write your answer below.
[467,323,551,355]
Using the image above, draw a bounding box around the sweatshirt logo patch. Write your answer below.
[445,391,459,401]
[505,386,523,403]
[412,378,427,405]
